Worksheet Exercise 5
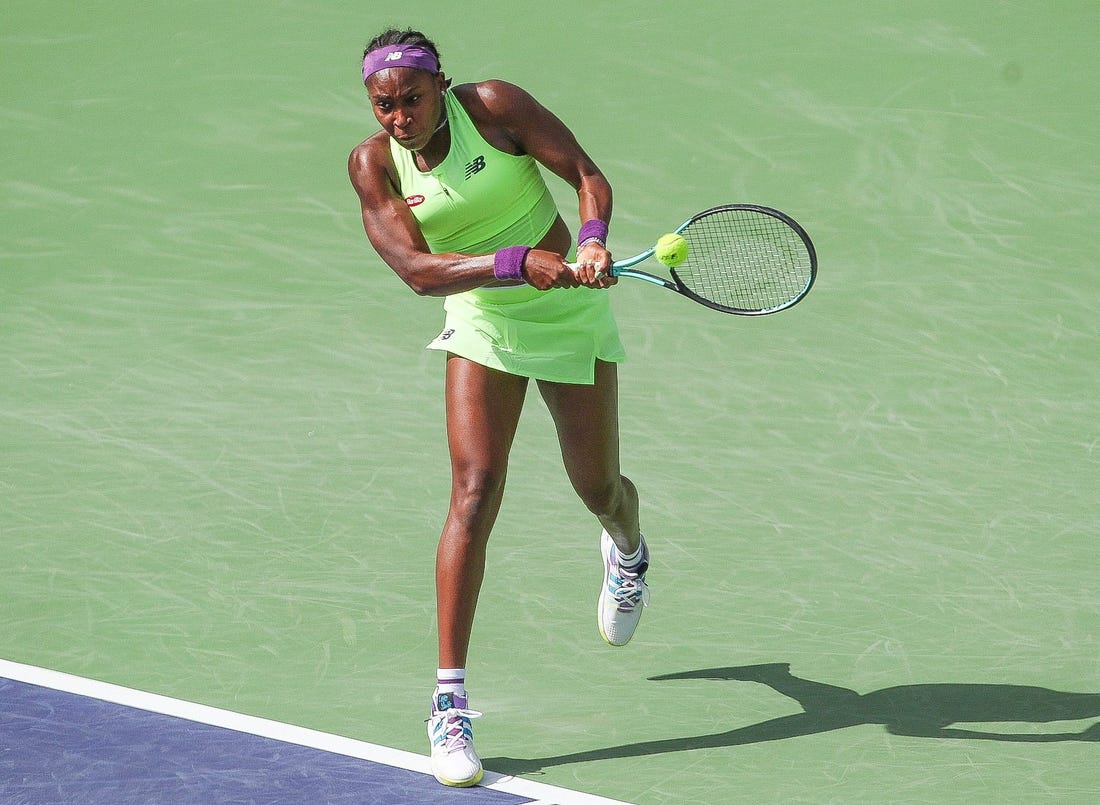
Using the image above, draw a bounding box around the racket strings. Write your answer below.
[678,210,814,312]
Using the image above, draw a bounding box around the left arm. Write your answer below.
[466,81,616,284]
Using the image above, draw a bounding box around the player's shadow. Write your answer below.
[485,663,1100,775]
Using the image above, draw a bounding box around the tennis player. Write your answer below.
[348,28,651,787]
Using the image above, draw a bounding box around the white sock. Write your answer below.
[617,545,643,568]
[436,668,466,695]
[616,532,647,569]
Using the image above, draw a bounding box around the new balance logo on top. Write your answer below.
[464,155,486,179]
[384,51,404,62]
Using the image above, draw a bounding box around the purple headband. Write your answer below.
[362,45,440,83]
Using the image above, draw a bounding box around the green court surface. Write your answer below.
[3,2,1098,802]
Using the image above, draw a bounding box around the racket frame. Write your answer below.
[607,204,817,316]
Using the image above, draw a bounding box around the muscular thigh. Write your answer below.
[445,354,529,475]
[536,360,622,489]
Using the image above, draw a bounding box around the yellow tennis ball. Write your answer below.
[655,233,689,267]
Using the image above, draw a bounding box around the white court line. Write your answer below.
[0,658,634,805]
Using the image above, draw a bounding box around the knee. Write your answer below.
[449,466,507,524]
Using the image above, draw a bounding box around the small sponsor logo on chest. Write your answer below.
[464,155,486,179]
[404,154,486,206]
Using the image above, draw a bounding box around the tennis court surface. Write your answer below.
[2,660,631,804]
[3,2,1097,802]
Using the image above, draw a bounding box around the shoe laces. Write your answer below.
[609,565,650,612]
[429,699,482,754]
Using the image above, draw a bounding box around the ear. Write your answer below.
[438,72,452,93]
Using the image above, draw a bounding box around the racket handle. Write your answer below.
[566,261,619,279]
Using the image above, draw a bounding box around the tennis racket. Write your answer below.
[575,204,817,315]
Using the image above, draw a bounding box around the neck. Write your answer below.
[410,93,451,170]
[429,113,449,137]
[415,101,449,152]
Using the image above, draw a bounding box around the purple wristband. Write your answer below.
[577,219,609,249]
[494,245,530,282]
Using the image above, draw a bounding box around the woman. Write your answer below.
[348,28,650,788]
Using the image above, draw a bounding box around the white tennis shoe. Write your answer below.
[597,530,650,646]
[427,690,483,787]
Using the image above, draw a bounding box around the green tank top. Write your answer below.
[389,90,558,255]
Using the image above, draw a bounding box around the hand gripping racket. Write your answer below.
[576,204,817,315]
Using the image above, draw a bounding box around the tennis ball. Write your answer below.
[655,233,689,267]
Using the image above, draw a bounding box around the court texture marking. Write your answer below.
[3,1,1099,803]
[1,659,632,805]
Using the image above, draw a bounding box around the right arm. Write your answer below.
[347,134,584,295]
[348,134,501,296]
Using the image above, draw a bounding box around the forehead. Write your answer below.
[367,67,438,98]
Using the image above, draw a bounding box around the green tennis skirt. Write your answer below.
[426,285,627,384]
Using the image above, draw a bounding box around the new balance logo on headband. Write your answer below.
[465,155,486,179]
[385,51,405,62]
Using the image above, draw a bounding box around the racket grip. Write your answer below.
[566,261,617,280]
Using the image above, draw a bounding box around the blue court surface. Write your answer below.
[0,660,632,805]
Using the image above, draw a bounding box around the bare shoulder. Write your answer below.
[347,130,394,193]
[456,80,560,156]
[348,129,390,172]
[456,80,545,124]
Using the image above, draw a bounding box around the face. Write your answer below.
[367,68,446,152]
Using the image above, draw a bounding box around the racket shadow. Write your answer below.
[484,663,1100,775]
